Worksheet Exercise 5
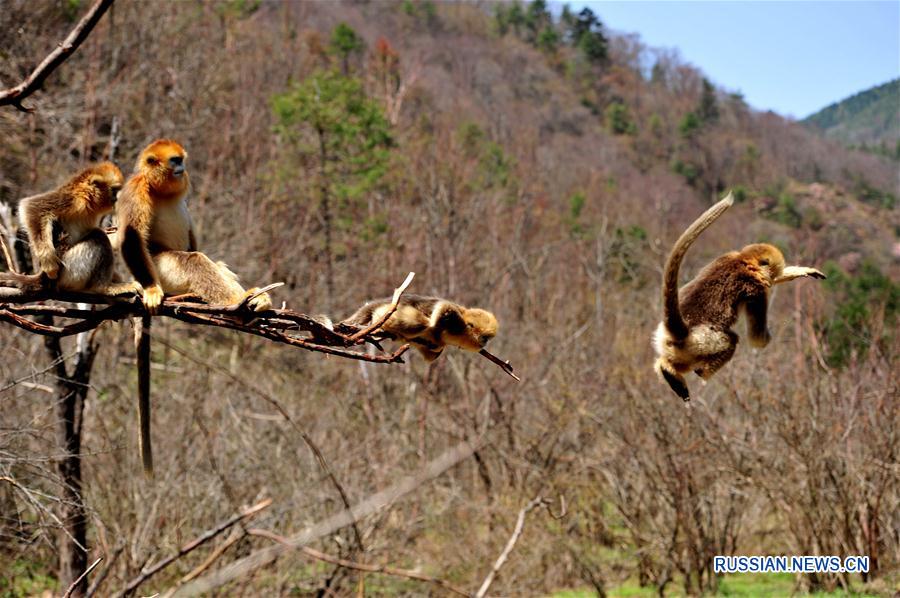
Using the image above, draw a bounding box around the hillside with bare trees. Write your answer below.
[1,1,897,596]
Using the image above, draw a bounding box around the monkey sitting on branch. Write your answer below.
[115,139,275,475]
[1,162,139,295]
[653,192,826,401]
[340,294,518,379]
[115,139,272,314]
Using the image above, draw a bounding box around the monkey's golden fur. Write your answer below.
[343,294,499,361]
[4,162,138,294]
[653,192,825,400]
[115,139,271,313]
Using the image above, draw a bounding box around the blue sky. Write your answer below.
[567,1,900,119]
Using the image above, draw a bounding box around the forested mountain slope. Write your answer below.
[1,2,897,596]
[803,78,900,151]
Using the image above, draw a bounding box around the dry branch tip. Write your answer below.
[479,348,520,381]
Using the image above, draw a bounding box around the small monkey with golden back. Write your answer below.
[653,192,826,400]
[115,139,272,313]
[342,294,499,361]
[3,162,138,295]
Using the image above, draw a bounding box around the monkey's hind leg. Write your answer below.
[656,358,690,401]
[155,252,271,311]
[57,229,117,293]
[693,332,738,381]
[414,343,444,362]
[94,281,142,296]
[242,287,273,312]
[214,261,272,311]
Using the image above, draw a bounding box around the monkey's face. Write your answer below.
[137,139,189,197]
[88,162,124,210]
[457,308,499,352]
[742,243,785,284]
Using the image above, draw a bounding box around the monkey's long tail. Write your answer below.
[663,192,734,340]
[134,315,153,477]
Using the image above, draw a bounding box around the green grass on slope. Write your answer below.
[554,572,883,597]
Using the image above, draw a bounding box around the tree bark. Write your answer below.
[45,330,97,597]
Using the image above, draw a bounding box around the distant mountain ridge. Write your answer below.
[802,78,899,148]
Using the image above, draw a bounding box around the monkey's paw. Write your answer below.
[101,281,142,296]
[806,268,826,280]
[40,257,60,279]
[244,289,272,312]
[142,284,164,314]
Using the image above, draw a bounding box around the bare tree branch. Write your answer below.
[86,544,124,598]
[156,339,366,558]
[247,528,471,597]
[0,0,115,112]
[175,529,243,586]
[475,496,552,598]
[0,234,17,273]
[63,557,103,598]
[116,499,272,598]
[0,272,517,376]
[348,271,415,341]
[479,348,520,381]
[0,282,414,364]
[172,437,484,596]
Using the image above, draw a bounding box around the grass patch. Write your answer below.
[554,572,883,597]
[0,559,58,597]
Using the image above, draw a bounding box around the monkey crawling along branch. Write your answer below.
[340,292,519,380]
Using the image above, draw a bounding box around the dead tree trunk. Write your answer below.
[8,208,94,595]
[44,329,97,597]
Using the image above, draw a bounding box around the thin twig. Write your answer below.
[63,557,103,598]
[176,528,243,586]
[87,544,124,598]
[247,528,471,597]
[0,234,17,273]
[172,437,484,596]
[474,496,550,598]
[159,339,367,557]
[349,271,415,341]
[0,475,75,547]
[479,348,521,381]
[0,0,115,111]
[116,499,272,598]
